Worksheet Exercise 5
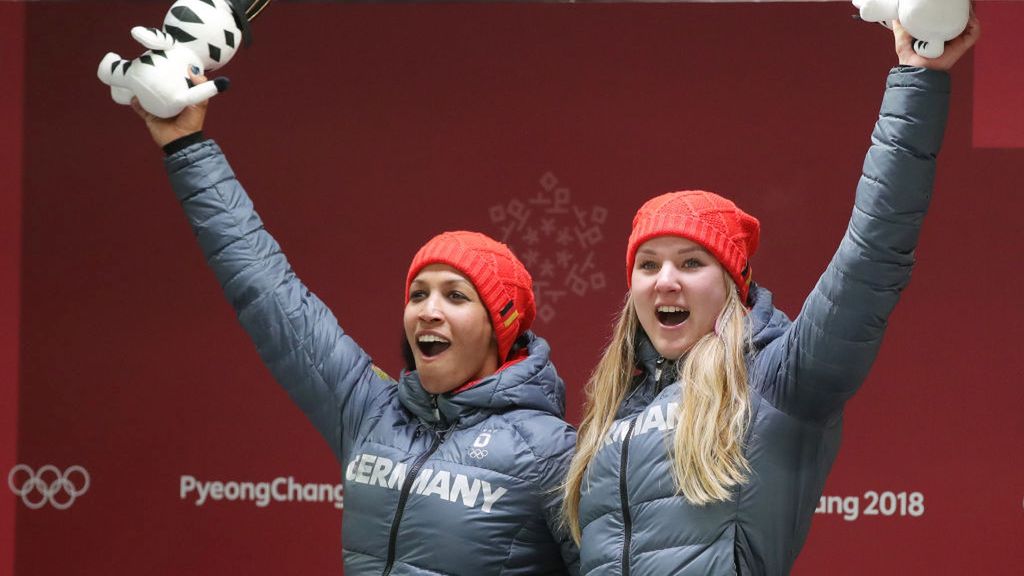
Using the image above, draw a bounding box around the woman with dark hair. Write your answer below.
[563,16,980,576]
[131,91,578,575]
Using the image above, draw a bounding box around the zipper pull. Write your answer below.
[431,394,440,421]
[654,357,665,383]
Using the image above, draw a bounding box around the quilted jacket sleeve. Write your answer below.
[513,416,580,575]
[541,431,581,575]
[165,140,393,462]
[755,66,951,424]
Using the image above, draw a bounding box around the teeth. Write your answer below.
[417,335,450,344]
[657,306,687,313]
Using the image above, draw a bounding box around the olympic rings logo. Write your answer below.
[7,465,90,510]
[468,431,492,459]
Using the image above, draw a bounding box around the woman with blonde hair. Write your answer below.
[563,17,980,576]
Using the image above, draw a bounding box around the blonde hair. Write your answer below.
[562,275,752,543]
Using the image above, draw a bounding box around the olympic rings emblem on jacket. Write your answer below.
[7,464,90,510]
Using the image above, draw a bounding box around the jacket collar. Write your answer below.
[745,283,790,352]
[617,331,675,419]
[397,332,566,430]
[634,330,675,385]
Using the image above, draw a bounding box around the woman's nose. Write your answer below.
[418,296,443,322]
[654,263,680,292]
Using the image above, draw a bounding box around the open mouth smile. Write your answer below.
[656,305,690,327]
[417,334,451,357]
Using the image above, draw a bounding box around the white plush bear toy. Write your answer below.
[98,0,269,118]
[853,0,970,58]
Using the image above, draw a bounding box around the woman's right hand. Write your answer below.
[131,68,210,149]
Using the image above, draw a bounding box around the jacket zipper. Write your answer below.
[620,417,639,576]
[381,424,451,576]
[654,357,666,388]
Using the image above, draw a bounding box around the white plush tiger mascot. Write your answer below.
[98,0,270,118]
[853,0,970,58]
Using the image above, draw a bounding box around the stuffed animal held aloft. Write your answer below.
[98,0,270,118]
[853,0,970,58]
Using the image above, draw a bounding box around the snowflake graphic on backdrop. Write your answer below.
[489,172,608,323]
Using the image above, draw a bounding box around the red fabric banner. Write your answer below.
[973,1,1024,148]
[0,3,25,576]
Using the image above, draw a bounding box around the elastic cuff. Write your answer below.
[887,65,951,92]
[163,132,207,156]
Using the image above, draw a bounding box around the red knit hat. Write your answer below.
[626,190,760,303]
[406,231,535,363]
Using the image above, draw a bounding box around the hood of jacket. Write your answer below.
[397,331,566,429]
[745,283,790,353]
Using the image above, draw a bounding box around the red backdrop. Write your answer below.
[2,3,26,576]
[7,2,1023,575]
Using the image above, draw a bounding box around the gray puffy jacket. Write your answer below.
[165,142,580,575]
[577,66,950,576]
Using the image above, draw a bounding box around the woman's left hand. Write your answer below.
[131,69,210,149]
[895,11,981,71]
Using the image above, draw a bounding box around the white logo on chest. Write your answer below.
[469,432,492,459]
[603,401,680,446]
[345,453,508,513]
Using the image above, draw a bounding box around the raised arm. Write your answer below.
[756,16,980,424]
[133,78,393,462]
